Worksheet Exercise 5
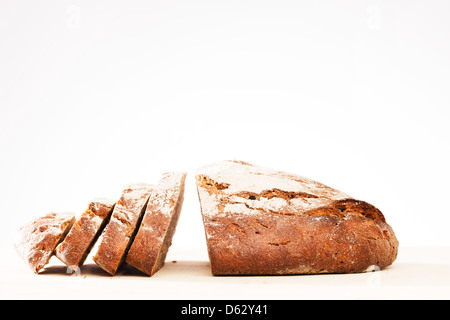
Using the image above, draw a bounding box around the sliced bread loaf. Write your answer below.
[14,212,75,274]
[55,198,115,272]
[126,172,187,276]
[93,184,153,275]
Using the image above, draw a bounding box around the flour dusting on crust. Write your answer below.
[149,172,185,217]
[196,160,350,217]
[14,212,75,273]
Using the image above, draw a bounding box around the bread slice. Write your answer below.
[14,212,75,274]
[55,198,116,272]
[93,183,153,275]
[126,172,187,276]
[195,160,399,275]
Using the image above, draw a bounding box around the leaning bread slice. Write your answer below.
[55,198,116,272]
[93,183,153,275]
[126,172,187,276]
[195,160,399,275]
[14,212,75,274]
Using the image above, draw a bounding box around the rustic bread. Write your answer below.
[14,212,75,274]
[195,160,399,275]
[93,183,153,275]
[126,172,187,276]
[55,198,116,272]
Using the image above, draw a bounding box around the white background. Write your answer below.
[1,0,450,258]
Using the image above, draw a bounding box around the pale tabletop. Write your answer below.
[1,245,449,300]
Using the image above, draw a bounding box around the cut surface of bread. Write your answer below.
[14,212,75,274]
[195,160,399,275]
[126,172,187,276]
[93,183,153,275]
[55,198,116,271]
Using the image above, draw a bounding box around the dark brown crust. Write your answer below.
[202,199,398,275]
[55,200,115,270]
[196,162,399,275]
[93,185,153,275]
[126,173,186,276]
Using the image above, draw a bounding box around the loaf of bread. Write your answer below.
[195,160,399,275]
[126,172,187,276]
[93,184,153,275]
[55,198,115,272]
[14,213,75,274]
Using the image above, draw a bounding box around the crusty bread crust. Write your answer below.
[55,199,115,271]
[14,213,75,274]
[93,184,153,275]
[196,161,399,275]
[126,172,187,276]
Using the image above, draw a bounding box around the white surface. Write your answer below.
[1,246,449,300]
